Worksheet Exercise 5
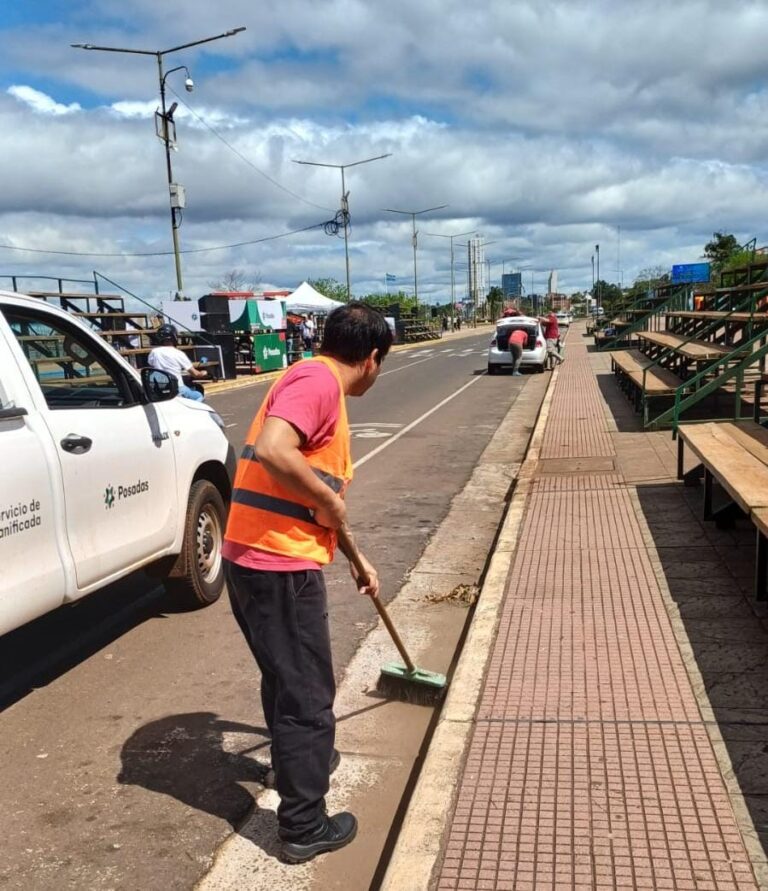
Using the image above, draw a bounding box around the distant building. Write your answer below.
[502,272,523,298]
[550,293,571,311]
[548,270,558,294]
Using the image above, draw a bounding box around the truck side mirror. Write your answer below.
[141,368,179,402]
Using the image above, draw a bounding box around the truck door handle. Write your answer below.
[60,434,93,454]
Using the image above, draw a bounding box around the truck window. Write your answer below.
[4,309,134,409]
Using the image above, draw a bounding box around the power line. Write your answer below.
[167,85,334,213]
[0,220,330,258]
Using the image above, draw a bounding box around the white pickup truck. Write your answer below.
[0,291,235,636]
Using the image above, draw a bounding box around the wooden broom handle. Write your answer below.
[338,525,416,674]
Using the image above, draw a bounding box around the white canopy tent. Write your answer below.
[286,281,344,315]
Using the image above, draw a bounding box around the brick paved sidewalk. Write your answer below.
[434,332,761,890]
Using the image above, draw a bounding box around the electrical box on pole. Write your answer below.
[170,183,186,209]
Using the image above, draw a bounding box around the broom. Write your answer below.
[338,525,447,705]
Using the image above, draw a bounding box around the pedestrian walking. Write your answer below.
[539,311,564,369]
[222,302,393,864]
[507,327,528,376]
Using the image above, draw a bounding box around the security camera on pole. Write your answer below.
[72,27,247,299]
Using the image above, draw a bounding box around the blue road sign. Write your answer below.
[671,263,711,284]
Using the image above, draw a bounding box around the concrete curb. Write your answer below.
[378,362,560,891]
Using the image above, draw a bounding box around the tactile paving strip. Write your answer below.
[438,721,755,890]
[435,337,760,889]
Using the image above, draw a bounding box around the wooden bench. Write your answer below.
[637,331,733,361]
[611,349,683,395]
[678,420,768,599]
[666,311,768,322]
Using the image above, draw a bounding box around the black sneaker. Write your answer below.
[280,812,358,864]
[263,748,341,790]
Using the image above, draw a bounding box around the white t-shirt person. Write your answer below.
[148,346,203,401]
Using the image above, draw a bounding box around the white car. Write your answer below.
[0,291,235,636]
[487,316,547,374]
[556,311,571,327]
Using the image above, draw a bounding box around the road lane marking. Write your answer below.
[349,422,404,439]
[379,357,433,376]
[353,373,485,469]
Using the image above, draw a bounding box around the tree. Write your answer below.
[308,277,349,303]
[625,266,669,301]
[208,268,260,292]
[593,279,624,313]
[703,232,740,268]
[358,291,417,313]
[486,286,504,320]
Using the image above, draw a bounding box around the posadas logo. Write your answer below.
[104,480,149,509]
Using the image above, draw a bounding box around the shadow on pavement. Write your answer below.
[119,700,391,860]
[118,712,276,844]
[594,371,646,434]
[0,571,200,711]
[636,482,768,855]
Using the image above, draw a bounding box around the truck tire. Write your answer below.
[165,480,227,607]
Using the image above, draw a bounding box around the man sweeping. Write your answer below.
[222,302,393,864]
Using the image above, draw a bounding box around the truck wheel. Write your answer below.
[166,480,227,607]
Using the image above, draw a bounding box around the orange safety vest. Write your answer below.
[224,356,352,565]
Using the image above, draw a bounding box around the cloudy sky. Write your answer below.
[0,0,766,305]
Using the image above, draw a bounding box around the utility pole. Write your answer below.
[595,243,601,313]
[384,204,448,316]
[424,229,475,330]
[294,153,392,301]
[72,27,246,299]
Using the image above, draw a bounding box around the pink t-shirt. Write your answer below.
[508,329,528,348]
[222,361,342,571]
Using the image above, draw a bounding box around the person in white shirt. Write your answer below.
[300,314,316,352]
[148,324,208,402]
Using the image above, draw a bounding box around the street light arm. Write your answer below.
[342,152,392,169]
[72,27,246,57]
[71,44,156,54]
[161,65,191,87]
[161,27,246,56]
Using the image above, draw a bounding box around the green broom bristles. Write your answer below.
[376,661,447,705]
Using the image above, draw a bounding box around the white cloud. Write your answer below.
[7,85,81,116]
[0,2,767,299]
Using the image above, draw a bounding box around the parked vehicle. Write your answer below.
[555,311,571,327]
[0,291,235,636]
[487,316,547,374]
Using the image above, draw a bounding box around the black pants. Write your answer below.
[225,562,335,839]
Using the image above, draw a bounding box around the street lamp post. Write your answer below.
[595,243,601,313]
[293,154,392,301]
[424,229,475,328]
[72,27,246,298]
[384,204,448,316]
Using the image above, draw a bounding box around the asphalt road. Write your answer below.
[0,330,542,890]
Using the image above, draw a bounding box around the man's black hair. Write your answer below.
[320,302,393,365]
